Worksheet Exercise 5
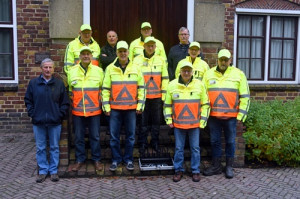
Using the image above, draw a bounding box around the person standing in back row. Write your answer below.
[100,30,118,71]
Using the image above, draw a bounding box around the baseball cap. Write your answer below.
[144,36,156,44]
[80,24,92,31]
[116,41,129,50]
[189,41,200,49]
[80,46,92,54]
[178,60,193,70]
[141,22,151,29]
[218,49,231,59]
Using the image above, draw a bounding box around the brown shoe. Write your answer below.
[72,162,84,172]
[36,174,46,183]
[192,173,200,182]
[50,174,59,182]
[173,172,183,182]
[94,161,103,171]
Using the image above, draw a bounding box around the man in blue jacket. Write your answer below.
[24,58,69,183]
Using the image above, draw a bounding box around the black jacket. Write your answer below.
[24,75,69,126]
[100,42,117,71]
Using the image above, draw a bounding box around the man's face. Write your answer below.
[80,29,92,43]
[218,57,231,73]
[107,31,118,46]
[41,61,54,80]
[117,48,129,62]
[180,66,193,82]
[80,50,92,65]
[141,27,152,38]
[178,29,190,44]
[144,41,156,56]
[188,47,200,59]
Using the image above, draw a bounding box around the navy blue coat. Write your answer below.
[24,75,69,126]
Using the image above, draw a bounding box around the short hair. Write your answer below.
[107,30,118,38]
[40,58,54,67]
[178,27,189,35]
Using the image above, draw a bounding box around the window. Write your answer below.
[0,0,17,82]
[235,11,300,84]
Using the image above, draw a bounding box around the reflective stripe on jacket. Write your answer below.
[102,60,145,112]
[175,56,210,80]
[64,36,101,74]
[68,63,104,116]
[202,66,250,122]
[133,53,169,100]
[164,77,210,129]
[129,37,166,61]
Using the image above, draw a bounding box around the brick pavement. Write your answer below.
[0,132,299,199]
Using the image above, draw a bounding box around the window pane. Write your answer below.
[283,40,294,59]
[270,60,281,78]
[239,16,251,36]
[250,59,262,79]
[0,29,13,78]
[282,60,293,79]
[251,39,262,58]
[238,59,250,78]
[252,16,264,36]
[271,18,283,37]
[238,38,250,58]
[270,40,282,58]
[0,29,12,53]
[284,18,295,38]
[0,55,12,78]
[0,0,11,22]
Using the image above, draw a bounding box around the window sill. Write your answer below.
[0,83,18,92]
[249,84,300,91]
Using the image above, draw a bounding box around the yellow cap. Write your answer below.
[189,41,200,49]
[80,24,92,31]
[178,60,193,69]
[141,22,151,29]
[116,41,128,50]
[80,46,92,54]
[218,49,231,59]
[144,36,156,44]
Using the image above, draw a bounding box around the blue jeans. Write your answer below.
[208,117,237,158]
[33,124,61,175]
[174,127,200,174]
[110,109,136,164]
[73,115,101,162]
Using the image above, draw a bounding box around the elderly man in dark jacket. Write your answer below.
[24,58,69,183]
[100,30,118,71]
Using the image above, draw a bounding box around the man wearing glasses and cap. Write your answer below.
[129,22,166,61]
[64,24,101,75]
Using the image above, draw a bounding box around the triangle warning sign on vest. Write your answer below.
[213,92,229,108]
[146,79,159,90]
[178,105,195,120]
[77,93,95,108]
[116,86,134,101]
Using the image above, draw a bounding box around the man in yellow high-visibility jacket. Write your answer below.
[202,49,250,179]
[64,24,101,75]
[133,36,169,155]
[164,60,210,183]
[129,22,166,61]
[102,41,145,172]
[68,46,104,172]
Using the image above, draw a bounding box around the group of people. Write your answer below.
[24,22,250,183]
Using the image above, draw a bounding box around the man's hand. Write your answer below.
[168,124,174,128]
[136,110,143,114]
[104,111,111,116]
[101,54,107,57]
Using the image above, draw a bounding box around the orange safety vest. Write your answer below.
[208,88,239,118]
[143,72,163,99]
[172,99,201,129]
[110,81,138,110]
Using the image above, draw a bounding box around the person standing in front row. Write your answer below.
[25,58,69,183]
[68,46,104,172]
[202,49,250,179]
[164,60,210,182]
[102,41,145,171]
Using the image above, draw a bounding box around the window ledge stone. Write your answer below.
[0,83,18,92]
[250,84,300,91]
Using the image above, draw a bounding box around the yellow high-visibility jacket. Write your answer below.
[175,56,210,80]
[64,36,101,74]
[164,77,210,129]
[129,37,166,61]
[102,59,146,112]
[202,66,250,122]
[133,53,169,101]
[68,62,104,117]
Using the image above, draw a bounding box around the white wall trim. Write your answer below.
[83,0,90,24]
[187,0,194,41]
[236,8,300,15]
[233,13,238,66]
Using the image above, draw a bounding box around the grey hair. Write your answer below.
[40,58,54,67]
[178,27,189,34]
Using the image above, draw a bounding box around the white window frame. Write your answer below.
[234,8,300,84]
[0,0,18,83]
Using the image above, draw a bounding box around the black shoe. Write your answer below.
[50,174,59,182]
[152,143,160,152]
[173,171,183,182]
[203,158,223,176]
[126,161,134,171]
[36,174,46,183]
[109,162,118,172]
[225,157,234,179]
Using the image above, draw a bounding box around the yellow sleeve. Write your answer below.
[64,43,75,75]
[163,83,173,125]
[137,69,146,111]
[101,67,112,112]
[161,59,169,101]
[199,82,210,128]
[237,71,250,122]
